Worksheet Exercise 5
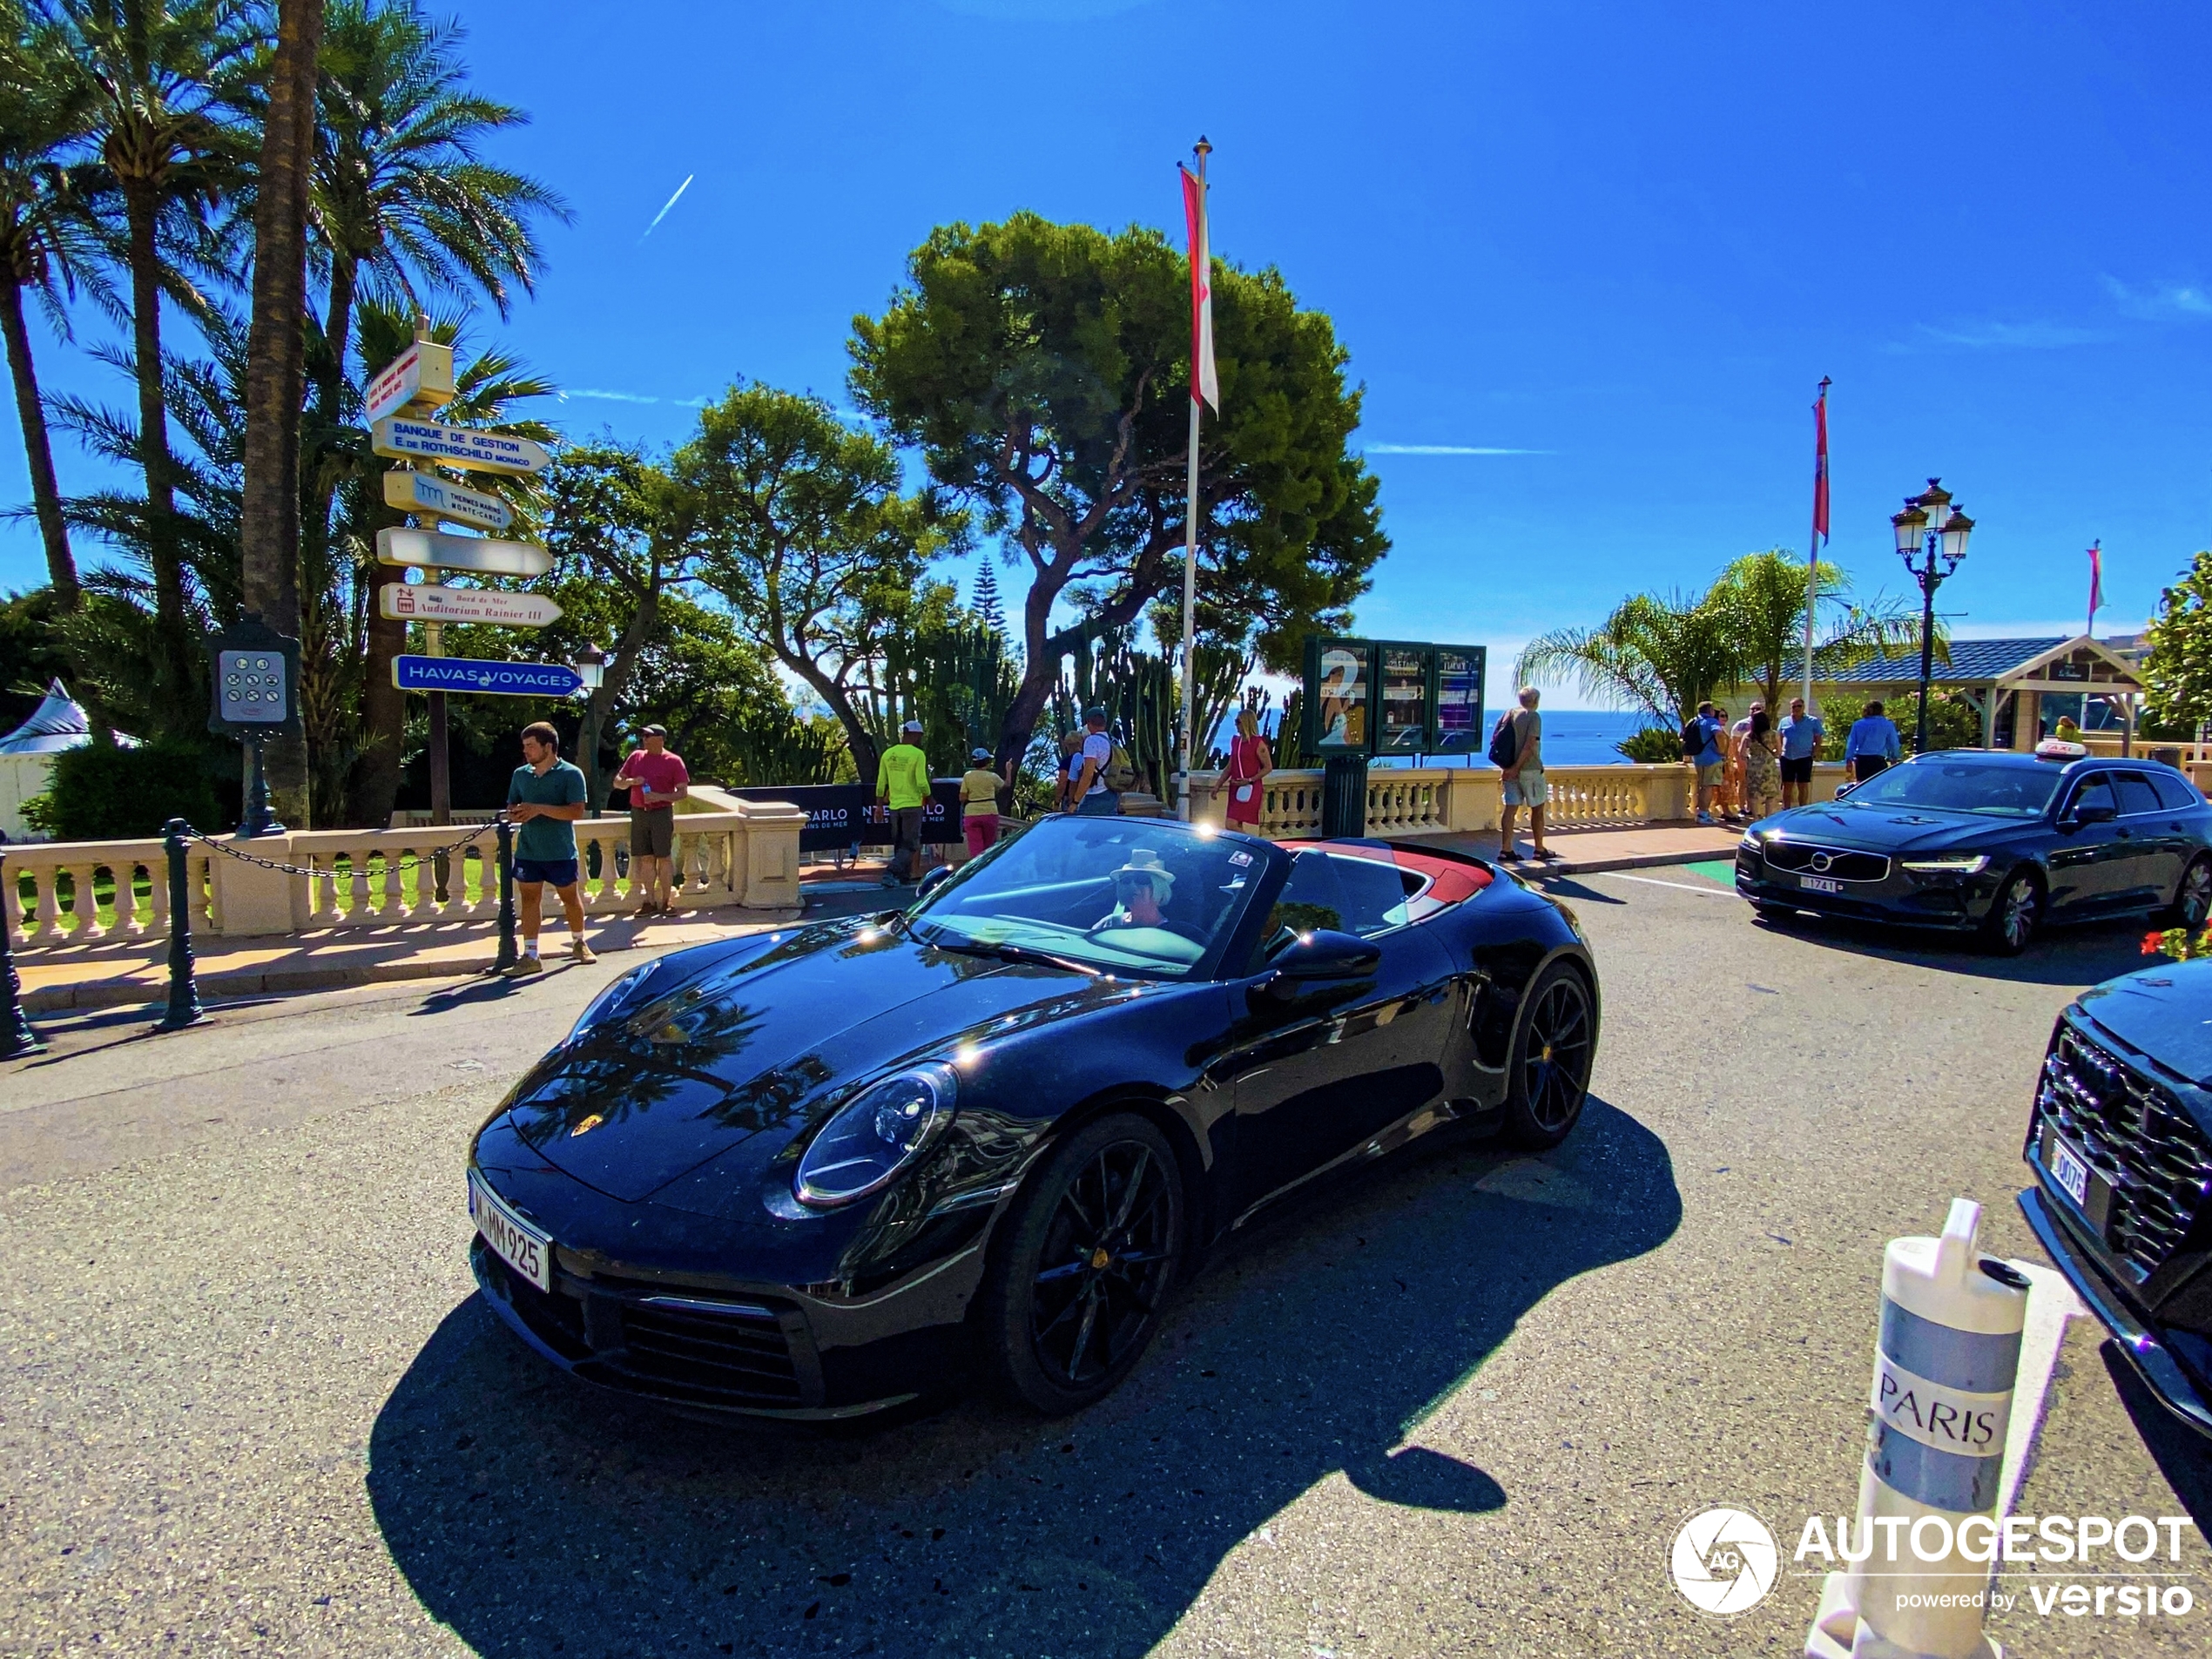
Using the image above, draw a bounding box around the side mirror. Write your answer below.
[2067,800,2116,828]
[1255,928,1380,1000]
[1832,781,1854,799]
[914,865,954,900]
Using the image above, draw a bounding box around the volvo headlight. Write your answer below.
[568,962,652,1039]
[1900,855,1990,875]
[1738,831,1764,853]
[794,1063,959,1207]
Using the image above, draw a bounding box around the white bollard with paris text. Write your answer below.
[1806,1198,2027,1659]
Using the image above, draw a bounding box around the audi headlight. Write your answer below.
[568,962,652,1039]
[1900,855,1990,875]
[794,1063,959,1208]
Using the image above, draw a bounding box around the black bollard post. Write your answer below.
[158,819,205,1030]
[0,854,45,1058]
[493,817,518,974]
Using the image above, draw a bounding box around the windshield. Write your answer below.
[907,817,1270,979]
[1842,759,2064,819]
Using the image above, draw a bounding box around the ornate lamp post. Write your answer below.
[1892,479,1975,756]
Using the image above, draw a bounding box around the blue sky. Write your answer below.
[7,0,2212,708]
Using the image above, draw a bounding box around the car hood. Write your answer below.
[1760,801,2015,853]
[2078,960,2212,1088]
[499,921,1133,1201]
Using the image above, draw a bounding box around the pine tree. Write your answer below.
[971,561,1005,635]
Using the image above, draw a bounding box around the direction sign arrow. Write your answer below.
[375,526,552,578]
[365,341,455,426]
[380,583,561,627]
[371,416,550,475]
[393,656,582,697]
[382,467,513,531]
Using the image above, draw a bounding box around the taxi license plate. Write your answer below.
[1797,874,1843,894]
[469,1170,551,1291]
[2047,1138,2092,1209]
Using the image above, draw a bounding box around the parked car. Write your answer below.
[465,816,1599,1420]
[1734,749,2212,953]
[2018,961,2212,1439]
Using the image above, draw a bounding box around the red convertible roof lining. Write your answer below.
[1281,840,1494,902]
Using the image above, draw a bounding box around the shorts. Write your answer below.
[1501,769,1549,807]
[1779,755,1814,786]
[1696,762,1725,787]
[630,806,675,859]
[1852,755,1891,782]
[515,856,579,888]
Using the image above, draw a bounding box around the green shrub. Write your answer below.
[21,741,223,841]
[1615,725,1687,764]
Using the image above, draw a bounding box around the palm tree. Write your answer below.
[49,0,262,701]
[0,0,104,607]
[1517,590,1743,727]
[1710,547,1927,715]
[337,298,555,826]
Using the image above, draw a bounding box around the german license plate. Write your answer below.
[469,1169,551,1291]
[2047,1137,2092,1209]
[1797,874,1843,894]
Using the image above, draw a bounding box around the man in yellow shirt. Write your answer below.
[876,718,931,887]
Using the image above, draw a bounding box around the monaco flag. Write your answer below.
[1179,162,1219,411]
[1811,377,1831,547]
[2088,540,2104,618]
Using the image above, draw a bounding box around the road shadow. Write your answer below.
[2101,1343,2212,1534]
[1750,907,2156,988]
[368,1096,1678,1658]
[1527,874,1629,906]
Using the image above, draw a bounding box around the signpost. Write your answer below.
[371,416,550,475]
[364,339,455,426]
[375,526,553,578]
[381,468,512,532]
[207,615,302,837]
[394,656,583,698]
[379,584,561,627]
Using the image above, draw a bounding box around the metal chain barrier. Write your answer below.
[179,820,495,881]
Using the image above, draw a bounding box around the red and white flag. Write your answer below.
[1179,162,1218,411]
[1811,377,1831,549]
[2087,540,2104,623]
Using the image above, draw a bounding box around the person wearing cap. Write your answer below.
[876,718,932,886]
[958,746,1007,861]
[612,723,690,916]
[1063,705,1119,817]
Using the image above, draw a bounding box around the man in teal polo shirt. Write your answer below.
[502,721,595,974]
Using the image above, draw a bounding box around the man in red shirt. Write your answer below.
[611,724,690,916]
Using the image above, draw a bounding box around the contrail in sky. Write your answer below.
[639,174,694,241]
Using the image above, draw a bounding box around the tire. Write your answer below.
[2159,855,2212,931]
[1979,867,2043,955]
[1503,961,1595,1150]
[976,1112,1184,1414]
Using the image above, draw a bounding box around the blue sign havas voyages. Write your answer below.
[393,656,583,698]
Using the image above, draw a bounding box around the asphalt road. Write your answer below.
[2,879,2209,1656]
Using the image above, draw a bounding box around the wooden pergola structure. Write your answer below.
[1808,635,2145,752]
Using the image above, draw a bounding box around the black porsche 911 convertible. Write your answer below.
[466,815,1599,1420]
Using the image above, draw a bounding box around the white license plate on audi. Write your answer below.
[469,1170,551,1291]
[1797,874,1843,894]
[2047,1138,2092,1209]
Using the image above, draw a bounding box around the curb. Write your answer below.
[18,907,805,1015]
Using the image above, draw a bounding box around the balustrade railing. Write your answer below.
[6,837,218,948]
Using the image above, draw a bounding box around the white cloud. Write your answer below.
[2101,275,2212,320]
[1904,320,2106,351]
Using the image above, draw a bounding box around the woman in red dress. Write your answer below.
[1218,708,1271,830]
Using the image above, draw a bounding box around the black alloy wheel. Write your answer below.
[1503,961,1595,1149]
[978,1113,1184,1414]
[1980,867,2042,955]
[2162,856,2212,931]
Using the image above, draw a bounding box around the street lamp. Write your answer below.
[1892,478,1974,756]
[573,641,606,696]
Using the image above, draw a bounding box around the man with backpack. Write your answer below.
[1062,705,1124,816]
[1491,686,1553,862]
[1683,700,1727,825]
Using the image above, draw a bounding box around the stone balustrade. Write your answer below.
[3,786,805,948]
[1184,759,1844,840]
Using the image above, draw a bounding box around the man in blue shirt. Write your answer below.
[1842,698,1903,784]
[502,721,595,975]
[1691,700,1727,824]
[1778,696,1824,808]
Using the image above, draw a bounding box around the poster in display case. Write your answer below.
[1300,637,1487,757]
[1303,637,1375,753]
[1377,643,1430,753]
[1433,644,1486,752]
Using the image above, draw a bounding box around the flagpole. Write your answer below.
[1177,138,1211,823]
[1803,376,1830,716]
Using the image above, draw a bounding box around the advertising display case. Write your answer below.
[1302,637,1486,757]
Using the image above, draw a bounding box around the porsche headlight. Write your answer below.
[794,1063,959,1208]
[1900,855,1991,875]
[568,963,652,1040]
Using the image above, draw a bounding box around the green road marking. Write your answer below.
[1683,860,1737,887]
